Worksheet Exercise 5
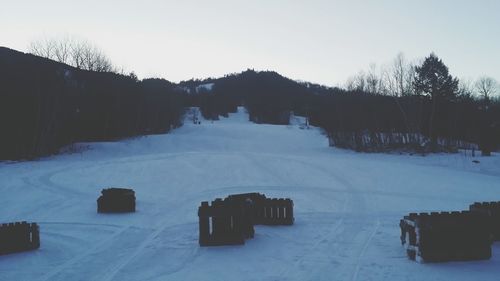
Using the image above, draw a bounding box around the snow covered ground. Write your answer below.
[1,107,499,281]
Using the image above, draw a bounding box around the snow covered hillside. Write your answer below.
[1,107,499,281]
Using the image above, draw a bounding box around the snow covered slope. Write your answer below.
[1,107,499,281]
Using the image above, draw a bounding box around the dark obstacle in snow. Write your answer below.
[97,188,136,213]
[198,193,294,246]
[400,204,498,263]
[0,222,40,255]
[470,202,500,241]
[400,201,500,263]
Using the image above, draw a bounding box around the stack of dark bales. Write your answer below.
[0,221,40,255]
[97,188,136,213]
[400,211,491,262]
[470,201,500,241]
[198,192,294,246]
[400,200,500,263]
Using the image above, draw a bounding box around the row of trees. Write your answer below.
[184,55,499,154]
[0,47,184,160]
[345,53,498,101]
[3,37,498,159]
[339,53,499,154]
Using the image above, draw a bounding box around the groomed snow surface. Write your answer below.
[1,107,499,281]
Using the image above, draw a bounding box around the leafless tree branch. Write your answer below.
[28,36,115,73]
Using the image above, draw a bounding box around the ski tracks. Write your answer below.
[351,219,381,281]
[21,150,382,280]
[39,225,131,281]
[267,155,381,280]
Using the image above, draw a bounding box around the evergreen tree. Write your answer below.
[413,53,459,146]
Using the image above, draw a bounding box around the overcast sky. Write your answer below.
[2,0,499,86]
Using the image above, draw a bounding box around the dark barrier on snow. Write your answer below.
[400,211,492,263]
[198,193,294,246]
[97,188,136,213]
[225,193,294,226]
[470,201,500,241]
[259,198,294,225]
[198,198,252,246]
[0,222,40,255]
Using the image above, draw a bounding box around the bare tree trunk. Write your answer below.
[429,96,438,148]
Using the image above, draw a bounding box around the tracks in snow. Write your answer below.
[17,150,382,280]
[39,225,132,281]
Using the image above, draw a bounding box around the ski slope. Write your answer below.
[1,107,499,281]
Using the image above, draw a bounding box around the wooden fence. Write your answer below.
[470,201,500,241]
[0,222,40,255]
[198,193,294,246]
[400,211,491,262]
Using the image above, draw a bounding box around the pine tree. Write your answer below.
[414,53,459,146]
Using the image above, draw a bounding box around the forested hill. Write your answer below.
[1,48,499,160]
[182,70,320,123]
[0,47,184,160]
[184,69,500,154]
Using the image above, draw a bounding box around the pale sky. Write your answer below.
[2,0,499,86]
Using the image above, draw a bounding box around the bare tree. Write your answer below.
[29,38,56,60]
[379,66,394,95]
[394,53,407,96]
[458,79,475,98]
[366,63,379,94]
[475,76,498,103]
[91,49,113,72]
[346,71,367,92]
[345,76,357,91]
[404,62,417,95]
[29,36,115,72]
[386,53,416,97]
[344,53,416,98]
[473,77,498,156]
[53,37,72,64]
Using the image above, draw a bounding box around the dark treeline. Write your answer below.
[184,70,310,124]
[308,89,498,153]
[2,46,499,160]
[185,60,500,154]
[312,54,500,154]
[0,47,184,160]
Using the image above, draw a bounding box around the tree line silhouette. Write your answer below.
[185,55,499,154]
[1,46,499,160]
[0,47,184,160]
